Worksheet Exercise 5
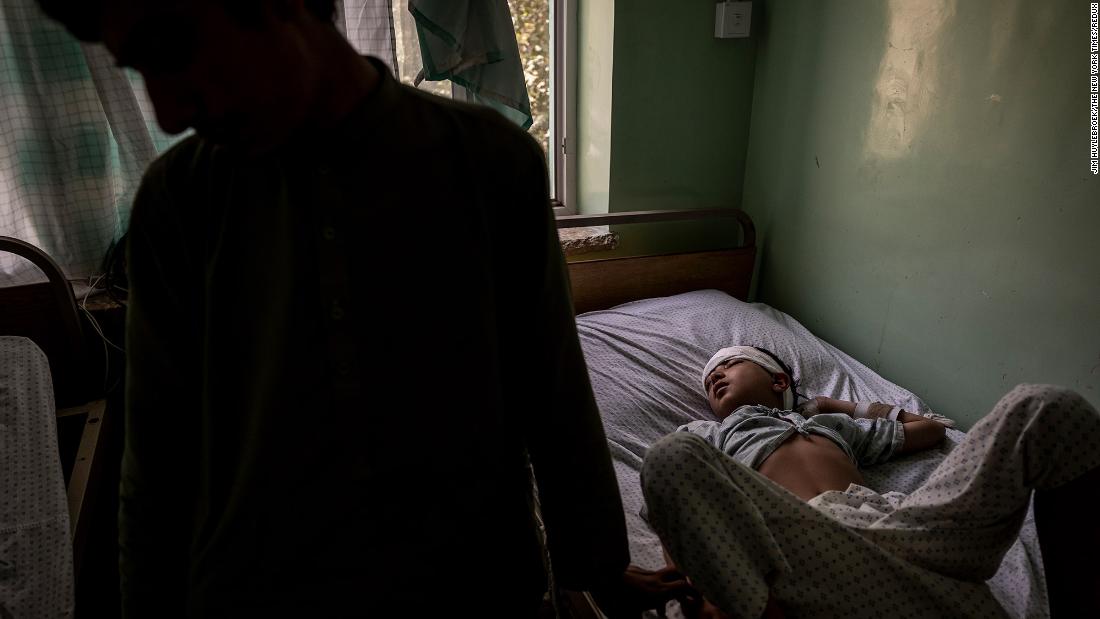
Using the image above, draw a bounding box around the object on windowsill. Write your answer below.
[558,226,618,257]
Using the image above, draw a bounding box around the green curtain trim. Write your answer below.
[409,5,460,48]
[451,74,533,129]
[410,6,504,81]
[408,5,532,129]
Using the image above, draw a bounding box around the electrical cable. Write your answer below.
[78,273,125,395]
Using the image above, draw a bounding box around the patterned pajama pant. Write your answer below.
[641,384,1100,619]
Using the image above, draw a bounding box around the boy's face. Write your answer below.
[704,359,788,419]
[99,0,316,151]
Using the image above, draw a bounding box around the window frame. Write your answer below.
[550,0,577,216]
[389,1,574,214]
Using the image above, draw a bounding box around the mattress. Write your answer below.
[576,290,1046,619]
[0,336,75,617]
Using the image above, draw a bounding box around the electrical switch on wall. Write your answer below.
[715,1,752,38]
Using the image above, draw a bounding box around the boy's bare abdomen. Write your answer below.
[757,434,863,501]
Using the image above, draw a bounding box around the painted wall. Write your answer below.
[576,0,615,216]
[741,0,1100,427]
[606,0,756,215]
[574,0,757,257]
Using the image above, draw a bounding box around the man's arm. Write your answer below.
[591,564,693,618]
[663,548,784,619]
[511,137,629,591]
[119,170,199,617]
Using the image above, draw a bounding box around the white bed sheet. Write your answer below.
[576,290,1046,619]
[0,336,75,617]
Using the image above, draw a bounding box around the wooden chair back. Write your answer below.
[0,237,91,407]
[0,236,108,584]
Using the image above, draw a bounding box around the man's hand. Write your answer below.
[679,592,733,619]
[682,593,786,619]
[591,564,695,618]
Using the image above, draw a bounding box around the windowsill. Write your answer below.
[557,226,618,257]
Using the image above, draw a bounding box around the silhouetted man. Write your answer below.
[37,1,628,616]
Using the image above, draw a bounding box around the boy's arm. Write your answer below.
[893,410,947,454]
[813,397,946,454]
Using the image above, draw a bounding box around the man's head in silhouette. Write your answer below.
[38,0,378,153]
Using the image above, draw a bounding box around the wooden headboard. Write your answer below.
[559,208,756,314]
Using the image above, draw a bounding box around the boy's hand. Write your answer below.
[917,410,957,428]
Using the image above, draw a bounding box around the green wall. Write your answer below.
[575,0,757,257]
[741,0,1100,426]
[606,1,756,215]
[576,0,615,216]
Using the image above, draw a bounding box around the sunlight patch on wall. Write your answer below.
[863,0,956,160]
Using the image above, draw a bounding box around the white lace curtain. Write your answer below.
[338,0,399,71]
[0,0,398,287]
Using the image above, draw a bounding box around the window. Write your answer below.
[390,1,575,214]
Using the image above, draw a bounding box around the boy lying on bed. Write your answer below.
[600,345,1100,619]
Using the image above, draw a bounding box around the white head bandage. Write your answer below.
[701,346,794,410]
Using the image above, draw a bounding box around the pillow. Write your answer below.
[577,288,932,461]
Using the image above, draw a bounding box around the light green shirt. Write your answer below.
[679,404,905,469]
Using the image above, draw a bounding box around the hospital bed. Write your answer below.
[559,209,1047,619]
[1,237,112,617]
